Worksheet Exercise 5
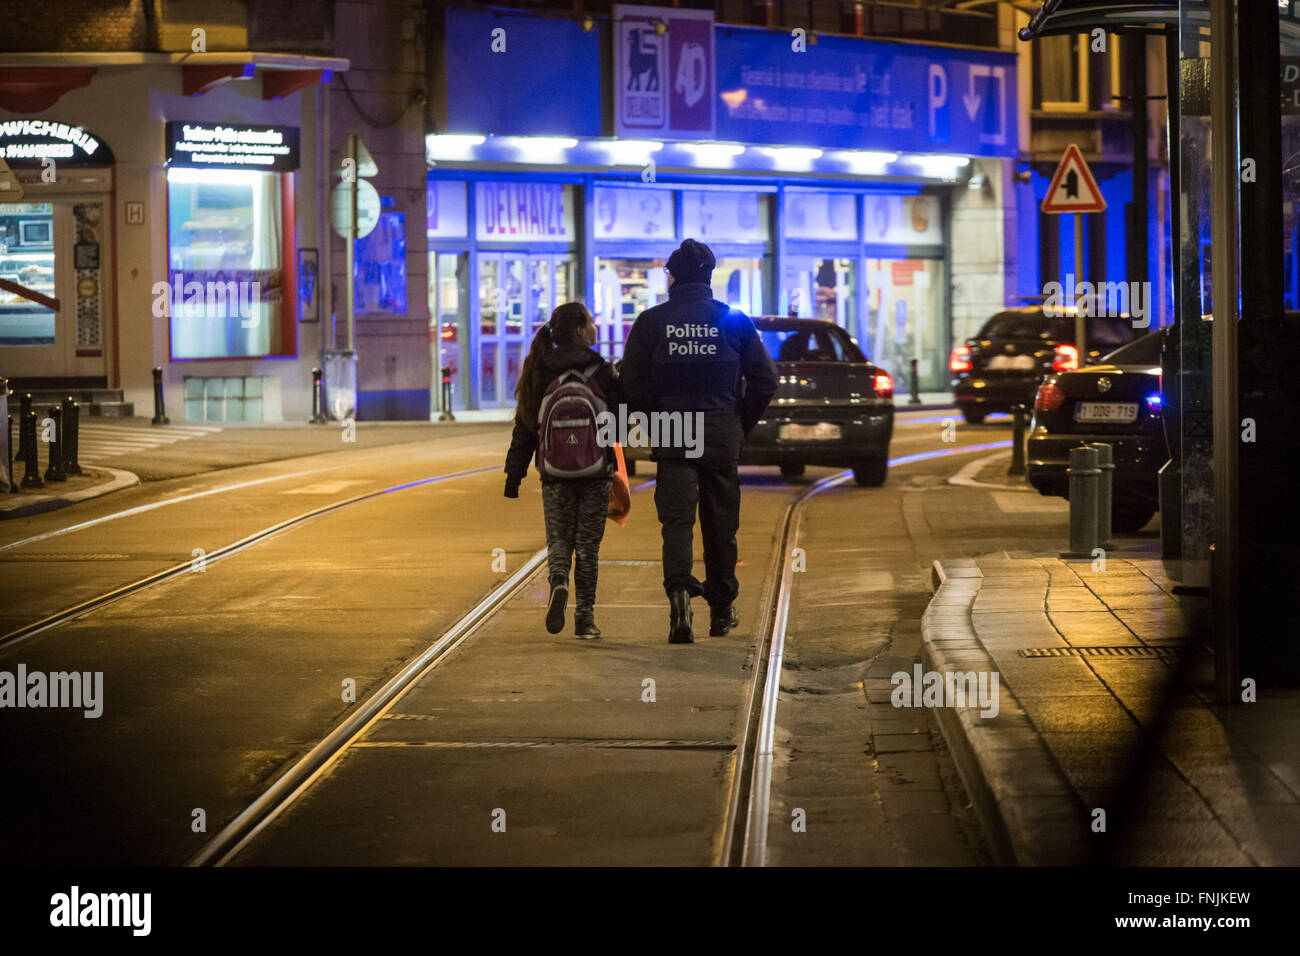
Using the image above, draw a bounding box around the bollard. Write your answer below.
[151,366,169,425]
[1090,442,1114,549]
[309,367,327,424]
[44,405,67,483]
[61,397,82,476]
[17,391,32,462]
[0,379,8,494]
[20,411,42,488]
[1060,444,1100,558]
[1008,404,1028,476]
[438,366,456,422]
[7,412,15,493]
[908,358,923,405]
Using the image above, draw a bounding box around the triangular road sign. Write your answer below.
[1041,144,1106,214]
[0,156,24,201]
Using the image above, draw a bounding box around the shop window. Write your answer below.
[355,209,406,315]
[863,258,946,392]
[593,257,669,359]
[713,257,765,316]
[592,186,675,240]
[427,181,468,239]
[784,257,855,330]
[680,190,770,242]
[184,375,265,423]
[166,168,286,359]
[0,202,56,346]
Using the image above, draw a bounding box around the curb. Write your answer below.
[921,558,1089,866]
[0,467,140,520]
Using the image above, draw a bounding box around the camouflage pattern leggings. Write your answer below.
[541,478,612,615]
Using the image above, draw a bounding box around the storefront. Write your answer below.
[430,6,1017,412]
[0,120,115,385]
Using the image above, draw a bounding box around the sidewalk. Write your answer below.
[923,550,1300,866]
[2,417,509,518]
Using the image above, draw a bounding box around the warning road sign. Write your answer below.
[1041,144,1105,214]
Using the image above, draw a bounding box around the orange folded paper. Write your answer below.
[607,443,631,526]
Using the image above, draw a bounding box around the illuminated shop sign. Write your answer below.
[166,122,300,171]
[475,181,574,242]
[0,120,113,166]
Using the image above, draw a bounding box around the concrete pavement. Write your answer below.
[921,459,1300,866]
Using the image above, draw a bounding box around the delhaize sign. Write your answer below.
[614,4,715,140]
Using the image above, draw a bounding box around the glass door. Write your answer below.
[783,256,856,334]
[429,251,467,415]
[864,257,946,392]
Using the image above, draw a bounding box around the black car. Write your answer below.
[950,307,1137,423]
[620,317,893,485]
[1026,330,1168,532]
[743,317,894,486]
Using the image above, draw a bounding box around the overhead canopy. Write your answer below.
[1019,0,1300,43]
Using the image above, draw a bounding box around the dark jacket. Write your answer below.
[619,281,778,462]
[504,345,618,495]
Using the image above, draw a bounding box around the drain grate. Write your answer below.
[1020,644,1192,658]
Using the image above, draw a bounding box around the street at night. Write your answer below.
[1,0,1296,942]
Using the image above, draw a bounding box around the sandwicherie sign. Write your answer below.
[0,120,114,166]
[165,122,300,172]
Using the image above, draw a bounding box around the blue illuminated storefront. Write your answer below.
[429,6,1018,413]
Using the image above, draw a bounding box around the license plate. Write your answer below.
[987,354,1036,370]
[780,422,842,441]
[1075,402,1138,423]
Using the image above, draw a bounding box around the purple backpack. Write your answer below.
[536,365,609,480]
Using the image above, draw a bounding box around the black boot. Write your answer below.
[574,609,601,640]
[709,604,739,637]
[668,589,694,644]
[546,579,568,635]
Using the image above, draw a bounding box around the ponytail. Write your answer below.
[515,324,554,431]
[514,302,596,431]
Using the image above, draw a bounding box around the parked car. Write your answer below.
[620,317,894,486]
[950,306,1137,423]
[1025,329,1168,532]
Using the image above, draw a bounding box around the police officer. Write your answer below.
[620,239,778,644]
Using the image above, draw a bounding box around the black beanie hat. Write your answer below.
[666,238,716,284]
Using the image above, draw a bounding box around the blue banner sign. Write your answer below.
[715,29,1016,157]
[444,8,600,137]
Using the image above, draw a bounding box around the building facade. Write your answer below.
[425,3,1023,414]
[0,0,343,423]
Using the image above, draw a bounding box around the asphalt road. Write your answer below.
[0,412,1091,865]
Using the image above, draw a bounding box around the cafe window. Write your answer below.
[0,202,56,346]
[166,167,288,359]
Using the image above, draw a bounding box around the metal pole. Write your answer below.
[1092,441,1114,549]
[151,366,169,425]
[1209,0,1239,703]
[908,357,922,404]
[20,411,41,488]
[1074,212,1086,361]
[310,367,326,424]
[1061,445,1100,558]
[44,405,66,483]
[346,132,357,354]
[61,397,80,477]
[1008,403,1027,476]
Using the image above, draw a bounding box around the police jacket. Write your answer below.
[619,281,778,462]
[504,345,618,493]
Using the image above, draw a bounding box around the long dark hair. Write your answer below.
[515,301,595,431]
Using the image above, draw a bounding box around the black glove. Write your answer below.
[504,478,520,499]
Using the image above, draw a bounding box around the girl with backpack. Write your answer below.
[504,303,619,639]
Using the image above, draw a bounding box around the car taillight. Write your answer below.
[1052,344,1079,371]
[874,373,894,396]
[1034,383,1065,411]
[949,345,972,372]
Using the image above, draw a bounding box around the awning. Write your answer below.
[1018,0,1300,42]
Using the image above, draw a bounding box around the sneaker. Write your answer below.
[709,604,740,637]
[574,613,601,640]
[546,582,568,634]
[668,589,694,644]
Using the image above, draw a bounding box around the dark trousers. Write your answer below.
[541,478,611,616]
[653,458,740,607]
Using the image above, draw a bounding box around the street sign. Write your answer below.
[330,179,380,239]
[0,156,24,201]
[1041,144,1106,214]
